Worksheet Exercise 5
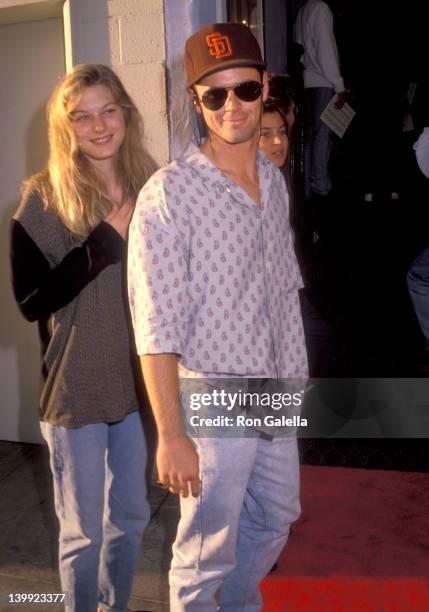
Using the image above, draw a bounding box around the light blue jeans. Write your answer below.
[303,87,335,200]
[40,411,149,612]
[169,434,301,611]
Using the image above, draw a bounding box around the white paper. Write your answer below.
[320,95,356,138]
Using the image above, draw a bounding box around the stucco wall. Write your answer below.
[65,0,168,167]
[108,0,168,166]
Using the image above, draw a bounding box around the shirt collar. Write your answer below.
[182,141,272,194]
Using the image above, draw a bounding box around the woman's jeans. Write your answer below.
[169,431,301,611]
[40,410,149,612]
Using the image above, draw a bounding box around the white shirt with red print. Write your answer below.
[127,143,308,379]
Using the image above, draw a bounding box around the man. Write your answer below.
[294,0,347,201]
[128,22,308,610]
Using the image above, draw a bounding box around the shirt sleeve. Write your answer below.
[127,175,190,356]
[10,219,124,322]
[314,3,344,92]
[414,127,429,179]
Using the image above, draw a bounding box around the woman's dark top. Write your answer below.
[10,192,139,428]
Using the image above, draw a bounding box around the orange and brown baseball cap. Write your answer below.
[185,22,265,86]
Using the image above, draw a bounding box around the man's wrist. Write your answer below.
[158,430,187,442]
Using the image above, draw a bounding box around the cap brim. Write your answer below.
[188,59,266,87]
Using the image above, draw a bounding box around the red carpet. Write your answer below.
[261,465,429,611]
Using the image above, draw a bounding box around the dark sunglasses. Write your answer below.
[196,80,263,111]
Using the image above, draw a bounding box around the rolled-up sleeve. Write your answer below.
[127,176,190,356]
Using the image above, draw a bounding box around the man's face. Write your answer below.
[193,67,268,146]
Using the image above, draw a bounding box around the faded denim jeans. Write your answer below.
[303,87,335,200]
[41,411,149,612]
[170,381,301,610]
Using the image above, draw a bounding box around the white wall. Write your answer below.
[108,0,168,166]
[0,17,65,442]
[164,0,223,159]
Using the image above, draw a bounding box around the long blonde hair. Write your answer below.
[23,64,155,239]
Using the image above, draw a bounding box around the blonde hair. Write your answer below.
[23,64,155,239]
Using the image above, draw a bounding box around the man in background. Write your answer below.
[294,0,347,202]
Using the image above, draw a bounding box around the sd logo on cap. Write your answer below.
[185,22,265,86]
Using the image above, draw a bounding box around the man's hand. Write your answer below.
[139,354,199,496]
[334,90,348,110]
[157,436,200,497]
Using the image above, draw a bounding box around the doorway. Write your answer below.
[0,5,65,442]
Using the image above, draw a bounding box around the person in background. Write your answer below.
[260,74,301,207]
[10,64,154,612]
[259,80,297,223]
[294,0,347,202]
[260,87,336,378]
[260,98,290,169]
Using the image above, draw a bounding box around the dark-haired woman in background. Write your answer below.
[260,75,336,378]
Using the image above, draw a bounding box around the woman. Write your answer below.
[260,81,337,379]
[10,64,154,612]
[259,88,297,232]
[259,73,298,199]
[259,100,290,169]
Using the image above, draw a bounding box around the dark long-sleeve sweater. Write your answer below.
[10,193,140,427]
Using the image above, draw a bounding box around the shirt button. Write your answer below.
[265,260,272,270]
[226,187,231,194]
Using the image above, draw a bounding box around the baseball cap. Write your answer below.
[185,22,265,86]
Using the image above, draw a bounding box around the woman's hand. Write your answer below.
[104,200,134,239]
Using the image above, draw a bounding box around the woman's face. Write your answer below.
[69,84,126,169]
[259,110,288,168]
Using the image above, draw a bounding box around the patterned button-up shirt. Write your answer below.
[128,143,308,378]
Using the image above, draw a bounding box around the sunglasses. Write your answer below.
[196,80,263,111]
